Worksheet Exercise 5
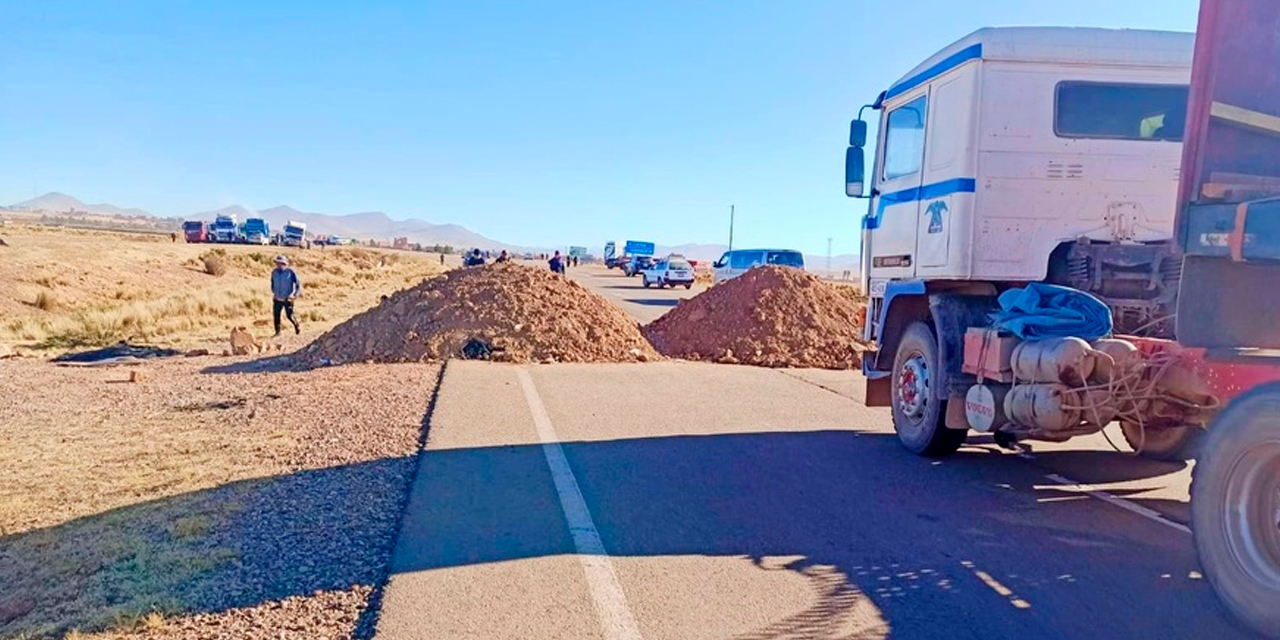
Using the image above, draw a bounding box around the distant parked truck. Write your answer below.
[282,221,308,247]
[182,220,208,243]
[212,214,240,243]
[243,218,271,245]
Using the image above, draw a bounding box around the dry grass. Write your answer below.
[0,225,445,353]
[34,289,59,311]
[201,251,228,276]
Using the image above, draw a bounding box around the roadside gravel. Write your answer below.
[0,355,437,639]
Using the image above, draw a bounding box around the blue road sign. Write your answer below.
[624,240,655,256]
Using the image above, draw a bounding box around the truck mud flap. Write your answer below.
[929,294,1000,399]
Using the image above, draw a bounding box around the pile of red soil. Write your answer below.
[301,263,658,365]
[643,266,868,369]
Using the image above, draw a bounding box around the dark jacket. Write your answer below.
[271,267,301,301]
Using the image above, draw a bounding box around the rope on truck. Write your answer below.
[1058,350,1220,456]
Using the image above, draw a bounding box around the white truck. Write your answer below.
[282,221,308,247]
[844,27,1194,457]
[212,213,240,244]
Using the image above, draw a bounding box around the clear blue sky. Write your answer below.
[0,1,1197,255]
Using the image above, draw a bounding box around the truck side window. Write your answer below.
[882,95,928,181]
[1055,82,1189,141]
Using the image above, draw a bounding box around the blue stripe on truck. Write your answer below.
[862,178,976,230]
[884,43,983,100]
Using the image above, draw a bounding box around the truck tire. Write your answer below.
[1192,383,1280,639]
[891,322,966,457]
[1120,422,1204,461]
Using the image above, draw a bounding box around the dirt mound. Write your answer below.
[302,263,657,365]
[643,266,868,369]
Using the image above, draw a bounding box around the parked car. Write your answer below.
[712,249,804,284]
[623,255,655,276]
[643,256,695,289]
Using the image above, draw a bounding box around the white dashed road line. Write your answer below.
[1044,473,1192,535]
[516,367,645,640]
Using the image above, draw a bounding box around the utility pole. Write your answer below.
[728,204,735,252]
[827,237,833,274]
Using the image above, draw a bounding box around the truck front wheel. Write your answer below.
[1192,383,1280,638]
[891,322,966,457]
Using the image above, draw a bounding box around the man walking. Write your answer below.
[549,250,566,274]
[271,255,302,337]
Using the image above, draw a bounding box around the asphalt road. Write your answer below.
[374,266,1249,639]
[564,264,709,324]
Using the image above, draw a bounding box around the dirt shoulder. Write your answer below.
[0,356,438,639]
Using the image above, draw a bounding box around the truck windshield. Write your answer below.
[1055,82,1190,141]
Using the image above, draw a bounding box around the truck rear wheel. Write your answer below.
[1120,422,1204,461]
[891,322,966,457]
[1192,383,1280,638]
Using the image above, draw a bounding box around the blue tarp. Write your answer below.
[991,283,1113,341]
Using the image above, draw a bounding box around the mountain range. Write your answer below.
[11,192,520,251]
[13,192,153,218]
[200,204,523,252]
[7,192,860,271]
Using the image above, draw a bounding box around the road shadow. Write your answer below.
[1023,449,1188,484]
[5,429,1236,639]
[0,456,417,638]
[385,430,1240,640]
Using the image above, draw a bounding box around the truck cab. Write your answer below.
[182,220,207,243]
[212,214,240,243]
[844,27,1193,452]
[243,218,270,245]
[282,221,308,247]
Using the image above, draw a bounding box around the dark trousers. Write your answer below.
[273,299,299,333]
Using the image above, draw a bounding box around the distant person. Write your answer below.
[270,255,302,337]
[572,255,579,267]
[439,253,445,265]
[170,232,178,243]
[549,251,566,274]
[464,248,485,267]
[495,250,511,263]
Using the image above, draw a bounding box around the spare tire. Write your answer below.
[1120,422,1204,461]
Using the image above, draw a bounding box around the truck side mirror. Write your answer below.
[845,146,865,198]
[849,119,868,148]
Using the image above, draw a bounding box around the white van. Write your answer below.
[712,249,805,284]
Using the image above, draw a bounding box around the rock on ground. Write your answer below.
[302,262,658,365]
[643,266,868,369]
